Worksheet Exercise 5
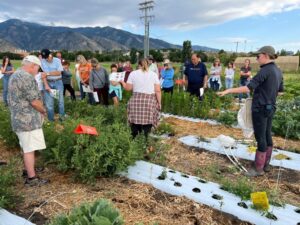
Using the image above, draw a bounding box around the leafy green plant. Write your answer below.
[0,159,21,209]
[217,111,237,126]
[48,199,123,225]
[272,97,300,140]
[0,104,19,147]
[220,177,254,200]
[157,168,167,180]
[154,122,175,136]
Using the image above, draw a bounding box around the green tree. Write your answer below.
[280,49,287,56]
[182,40,192,63]
[169,49,182,62]
[195,51,208,62]
[149,49,163,62]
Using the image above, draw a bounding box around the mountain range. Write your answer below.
[0,19,218,52]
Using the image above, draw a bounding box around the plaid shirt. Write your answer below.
[127,92,160,127]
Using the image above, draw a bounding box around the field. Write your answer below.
[0,60,300,225]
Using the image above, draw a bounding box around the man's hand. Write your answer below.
[217,90,228,97]
[45,84,51,92]
[41,72,47,79]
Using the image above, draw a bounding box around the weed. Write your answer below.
[48,199,123,225]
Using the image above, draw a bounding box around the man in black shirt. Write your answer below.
[217,46,283,177]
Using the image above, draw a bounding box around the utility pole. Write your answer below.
[139,1,154,58]
[244,40,247,52]
[233,41,240,53]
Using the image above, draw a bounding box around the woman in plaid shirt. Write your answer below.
[120,59,161,138]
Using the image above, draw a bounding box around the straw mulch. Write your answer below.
[164,117,300,153]
[1,143,251,225]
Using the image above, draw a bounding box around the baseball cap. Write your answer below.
[254,46,277,59]
[163,59,170,64]
[22,55,41,67]
[41,49,51,59]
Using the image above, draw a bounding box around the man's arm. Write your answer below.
[217,86,250,97]
[203,75,208,88]
[46,71,62,76]
[31,99,46,116]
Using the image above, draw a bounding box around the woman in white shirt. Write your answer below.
[120,59,161,138]
[208,58,222,91]
[224,62,235,89]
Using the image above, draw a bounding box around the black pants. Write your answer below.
[252,106,275,152]
[162,86,173,94]
[94,87,109,106]
[63,84,76,100]
[187,84,203,101]
[131,124,152,138]
[209,79,219,91]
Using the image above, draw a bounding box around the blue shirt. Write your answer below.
[41,57,63,80]
[161,68,174,88]
[2,65,13,76]
[184,62,208,86]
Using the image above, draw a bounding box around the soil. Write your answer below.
[1,115,299,224]
[1,143,252,225]
[164,116,300,153]
[160,117,300,207]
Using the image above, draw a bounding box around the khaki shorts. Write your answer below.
[16,129,46,153]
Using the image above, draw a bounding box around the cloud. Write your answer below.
[0,0,299,30]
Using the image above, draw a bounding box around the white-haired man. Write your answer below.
[8,55,49,186]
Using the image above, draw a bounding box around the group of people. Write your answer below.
[182,54,253,103]
[1,45,283,187]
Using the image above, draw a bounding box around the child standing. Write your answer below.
[62,60,76,101]
[225,62,235,89]
[109,64,123,106]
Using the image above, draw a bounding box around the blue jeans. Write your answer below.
[225,78,233,89]
[2,75,10,105]
[239,79,250,100]
[44,80,65,121]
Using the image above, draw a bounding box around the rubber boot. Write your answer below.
[245,151,266,177]
[264,146,273,172]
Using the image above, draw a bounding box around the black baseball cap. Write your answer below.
[41,49,51,59]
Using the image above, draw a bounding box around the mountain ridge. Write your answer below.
[0,19,218,52]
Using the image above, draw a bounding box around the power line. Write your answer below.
[139,0,154,58]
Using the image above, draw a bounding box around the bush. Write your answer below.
[48,199,123,225]
[0,104,19,147]
[155,122,175,136]
[41,105,144,183]
[0,159,21,209]
[217,111,237,126]
[161,90,224,120]
[272,97,300,140]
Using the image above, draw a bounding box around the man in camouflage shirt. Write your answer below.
[8,55,49,186]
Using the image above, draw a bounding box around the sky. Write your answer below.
[0,0,300,52]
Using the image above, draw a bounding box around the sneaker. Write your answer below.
[25,176,49,187]
[22,167,45,178]
[0,161,7,166]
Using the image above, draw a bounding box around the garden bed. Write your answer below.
[1,144,251,225]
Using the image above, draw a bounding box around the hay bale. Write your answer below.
[234,56,299,72]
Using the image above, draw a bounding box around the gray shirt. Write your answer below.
[8,69,43,132]
[89,67,109,90]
